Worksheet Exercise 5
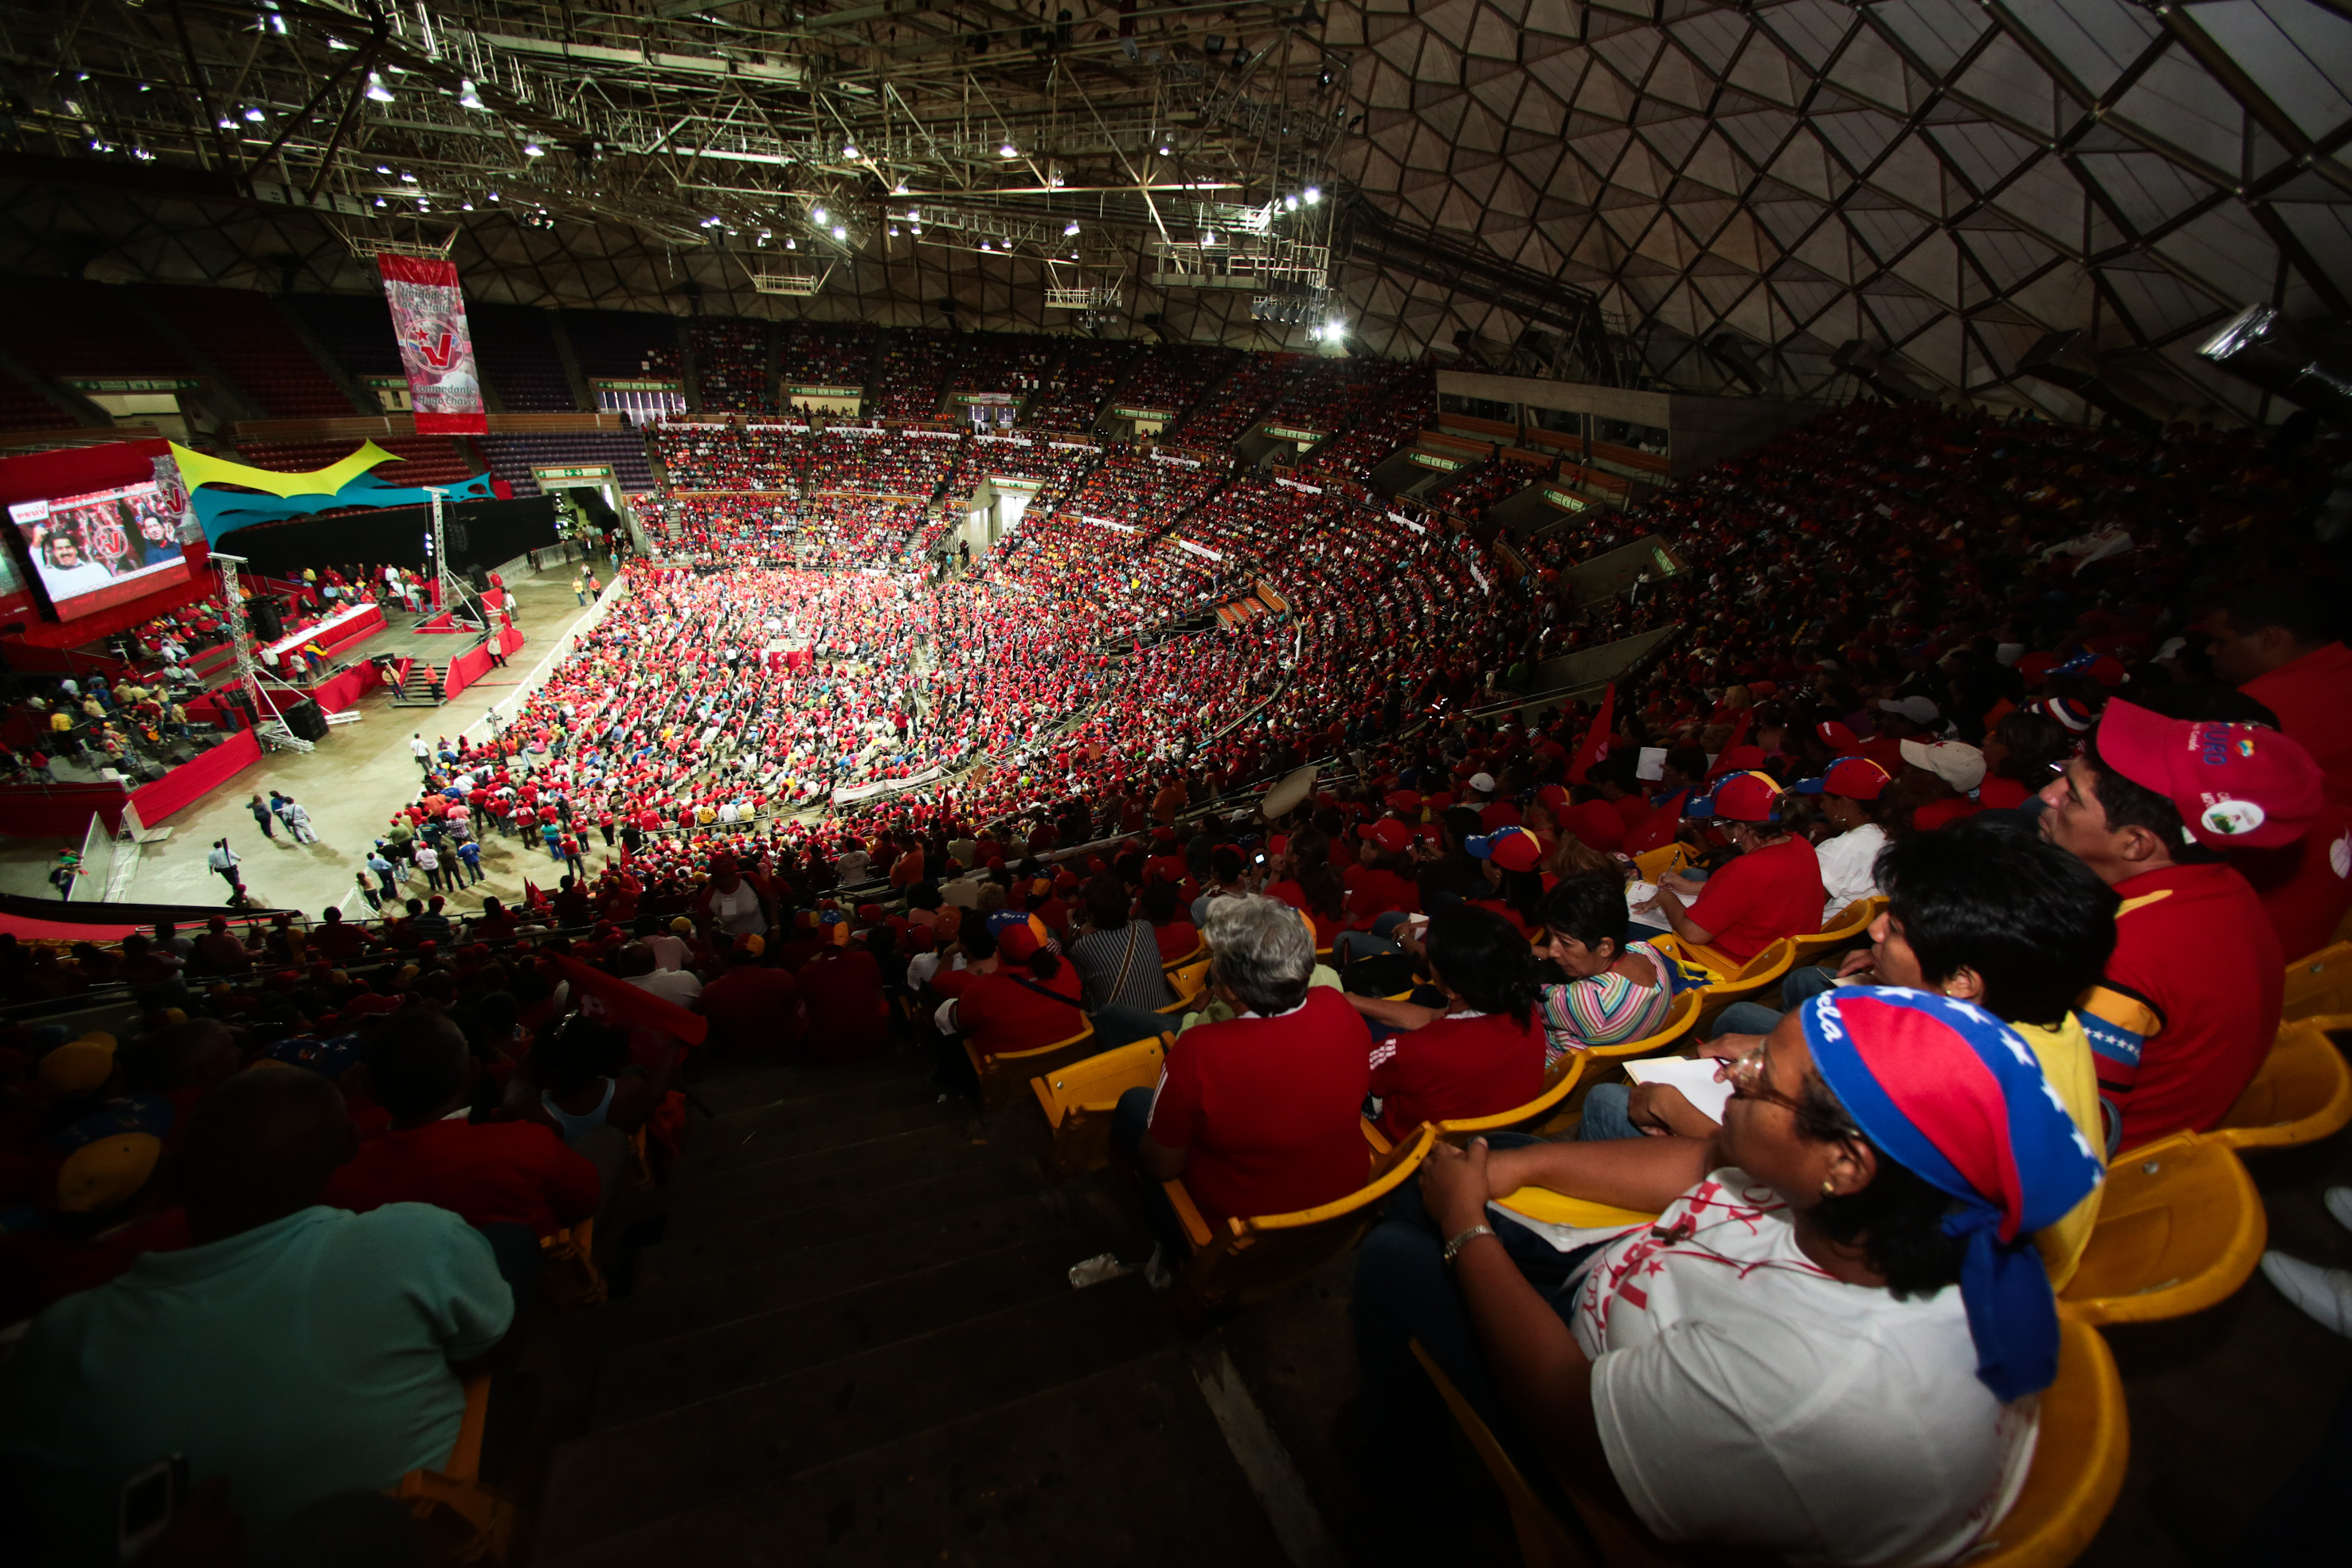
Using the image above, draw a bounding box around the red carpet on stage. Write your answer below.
[129,728,262,824]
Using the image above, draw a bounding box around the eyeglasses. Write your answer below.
[1722,1042,1807,1116]
[1725,1040,1863,1139]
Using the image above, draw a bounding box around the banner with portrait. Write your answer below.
[378,254,487,434]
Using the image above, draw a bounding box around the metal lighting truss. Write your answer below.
[0,0,2338,411]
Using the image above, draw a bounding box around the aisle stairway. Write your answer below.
[529,1044,1292,1565]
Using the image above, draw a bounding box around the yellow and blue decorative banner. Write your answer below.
[170,442,497,544]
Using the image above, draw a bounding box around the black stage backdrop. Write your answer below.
[214,496,560,577]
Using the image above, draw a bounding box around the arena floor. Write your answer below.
[0,557,603,919]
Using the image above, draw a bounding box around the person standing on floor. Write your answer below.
[205,839,241,893]
[409,733,432,776]
[413,841,444,894]
[281,796,317,845]
[571,574,588,606]
[246,793,277,840]
[456,838,484,886]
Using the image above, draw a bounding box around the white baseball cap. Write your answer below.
[1899,738,1986,792]
[1469,772,1497,794]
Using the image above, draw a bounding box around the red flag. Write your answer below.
[554,955,709,1046]
[1718,707,1754,764]
[1568,683,1614,784]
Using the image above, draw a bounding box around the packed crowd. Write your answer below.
[1175,351,1293,448]
[6,379,2348,1565]
[1305,367,1436,483]
[1114,343,1232,418]
[1023,339,1133,431]
[871,328,955,421]
[777,320,875,388]
[689,321,772,413]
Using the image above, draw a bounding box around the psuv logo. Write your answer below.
[2198,730,2256,767]
[409,327,459,370]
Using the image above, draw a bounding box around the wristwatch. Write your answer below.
[1442,1223,1495,1268]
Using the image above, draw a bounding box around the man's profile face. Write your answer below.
[2202,611,2290,686]
[2037,755,2119,869]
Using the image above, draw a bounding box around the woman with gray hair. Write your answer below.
[1110,895,1372,1265]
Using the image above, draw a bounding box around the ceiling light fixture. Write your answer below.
[459,80,485,110]
[522,142,545,157]
[1063,221,1081,236]
[1305,186,1321,203]
[365,72,393,103]
[842,143,859,158]
[243,107,265,122]
[832,225,846,240]
[999,143,1017,158]
[812,205,828,222]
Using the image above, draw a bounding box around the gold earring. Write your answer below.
[1820,1179,1836,1197]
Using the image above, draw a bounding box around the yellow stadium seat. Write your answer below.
[966,1022,1099,1110]
[1412,1314,2127,1568]
[393,1372,519,1560]
[1630,843,1691,884]
[1790,896,1884,966]
[1158,957,1213,1016]
[2280,941,2352,1033]
[1581,988,1702,1062]
[1029,1034,1168,1179]
[2208,1023,2352,1152]
[1163,1125,1438,1320]
[1961,1318,2131,1566]
[1407,1341,1599,1568]
[2060,1132,2266,1328]
[1686,937,1798,1032]
[1434,1051,1591,1145]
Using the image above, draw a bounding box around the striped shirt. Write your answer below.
[1537,940,1676,1066]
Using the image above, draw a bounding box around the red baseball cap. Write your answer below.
[1466,826,1544,873]
[1815,721,1861,752]
[1384,788,1422,812]
[1355,818,1415,854]
[1794,757,1892,801]
[2094,702,2322,850]
[1561,800,1625,853]
[1685,771,1784,823]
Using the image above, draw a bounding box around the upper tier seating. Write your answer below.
[471,305,581,413]
[146,286,361,419]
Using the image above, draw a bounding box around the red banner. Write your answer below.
[377,254,487,435]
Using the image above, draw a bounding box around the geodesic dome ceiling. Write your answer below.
[2,1,2344,424]
[1327,0,2352,420]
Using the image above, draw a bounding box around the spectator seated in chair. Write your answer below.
[1530,872,1677,1066]
[1112,895,1372,1263]
[1632,772,1822,967]
[2038,696,2320,1153]
[1352,988,2104,1565]
[1591,816,2119,1288]
[1344,903,1548,1143]
[324,1009,602,1241]
[1,1066,513,1562]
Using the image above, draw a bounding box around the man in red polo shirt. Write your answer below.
[1113,896,1368,1260]
[2207,579,2352,810]
[1637,771,1822,968]
[2040,699,2321,1152]
[324,1011,601,1238]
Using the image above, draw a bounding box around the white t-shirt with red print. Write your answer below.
[1565,1169,2038,1566]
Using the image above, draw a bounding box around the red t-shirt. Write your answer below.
[1153,921,1201,961]
[1685,835,1824,966]
[1369,1010,1546,1141]
[2238,806,2352,961]
[1344,867,1420,928]
[2244,641,2352,814]
[1477,800,1521,831]
[699,964,804,1056]
[796,949,889,1062]
[322,1120,601,1238]
[1977,777,2031,811]
[1912,798,1982,831]
[1265,881,1343,948]
[2081,862,2283,1152]
[944,963,1086,1058]
[1148,987,1371,1222]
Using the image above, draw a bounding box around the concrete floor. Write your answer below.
[2,559,603,920]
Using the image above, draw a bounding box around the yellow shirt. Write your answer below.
[2016,1012,2103,1289]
